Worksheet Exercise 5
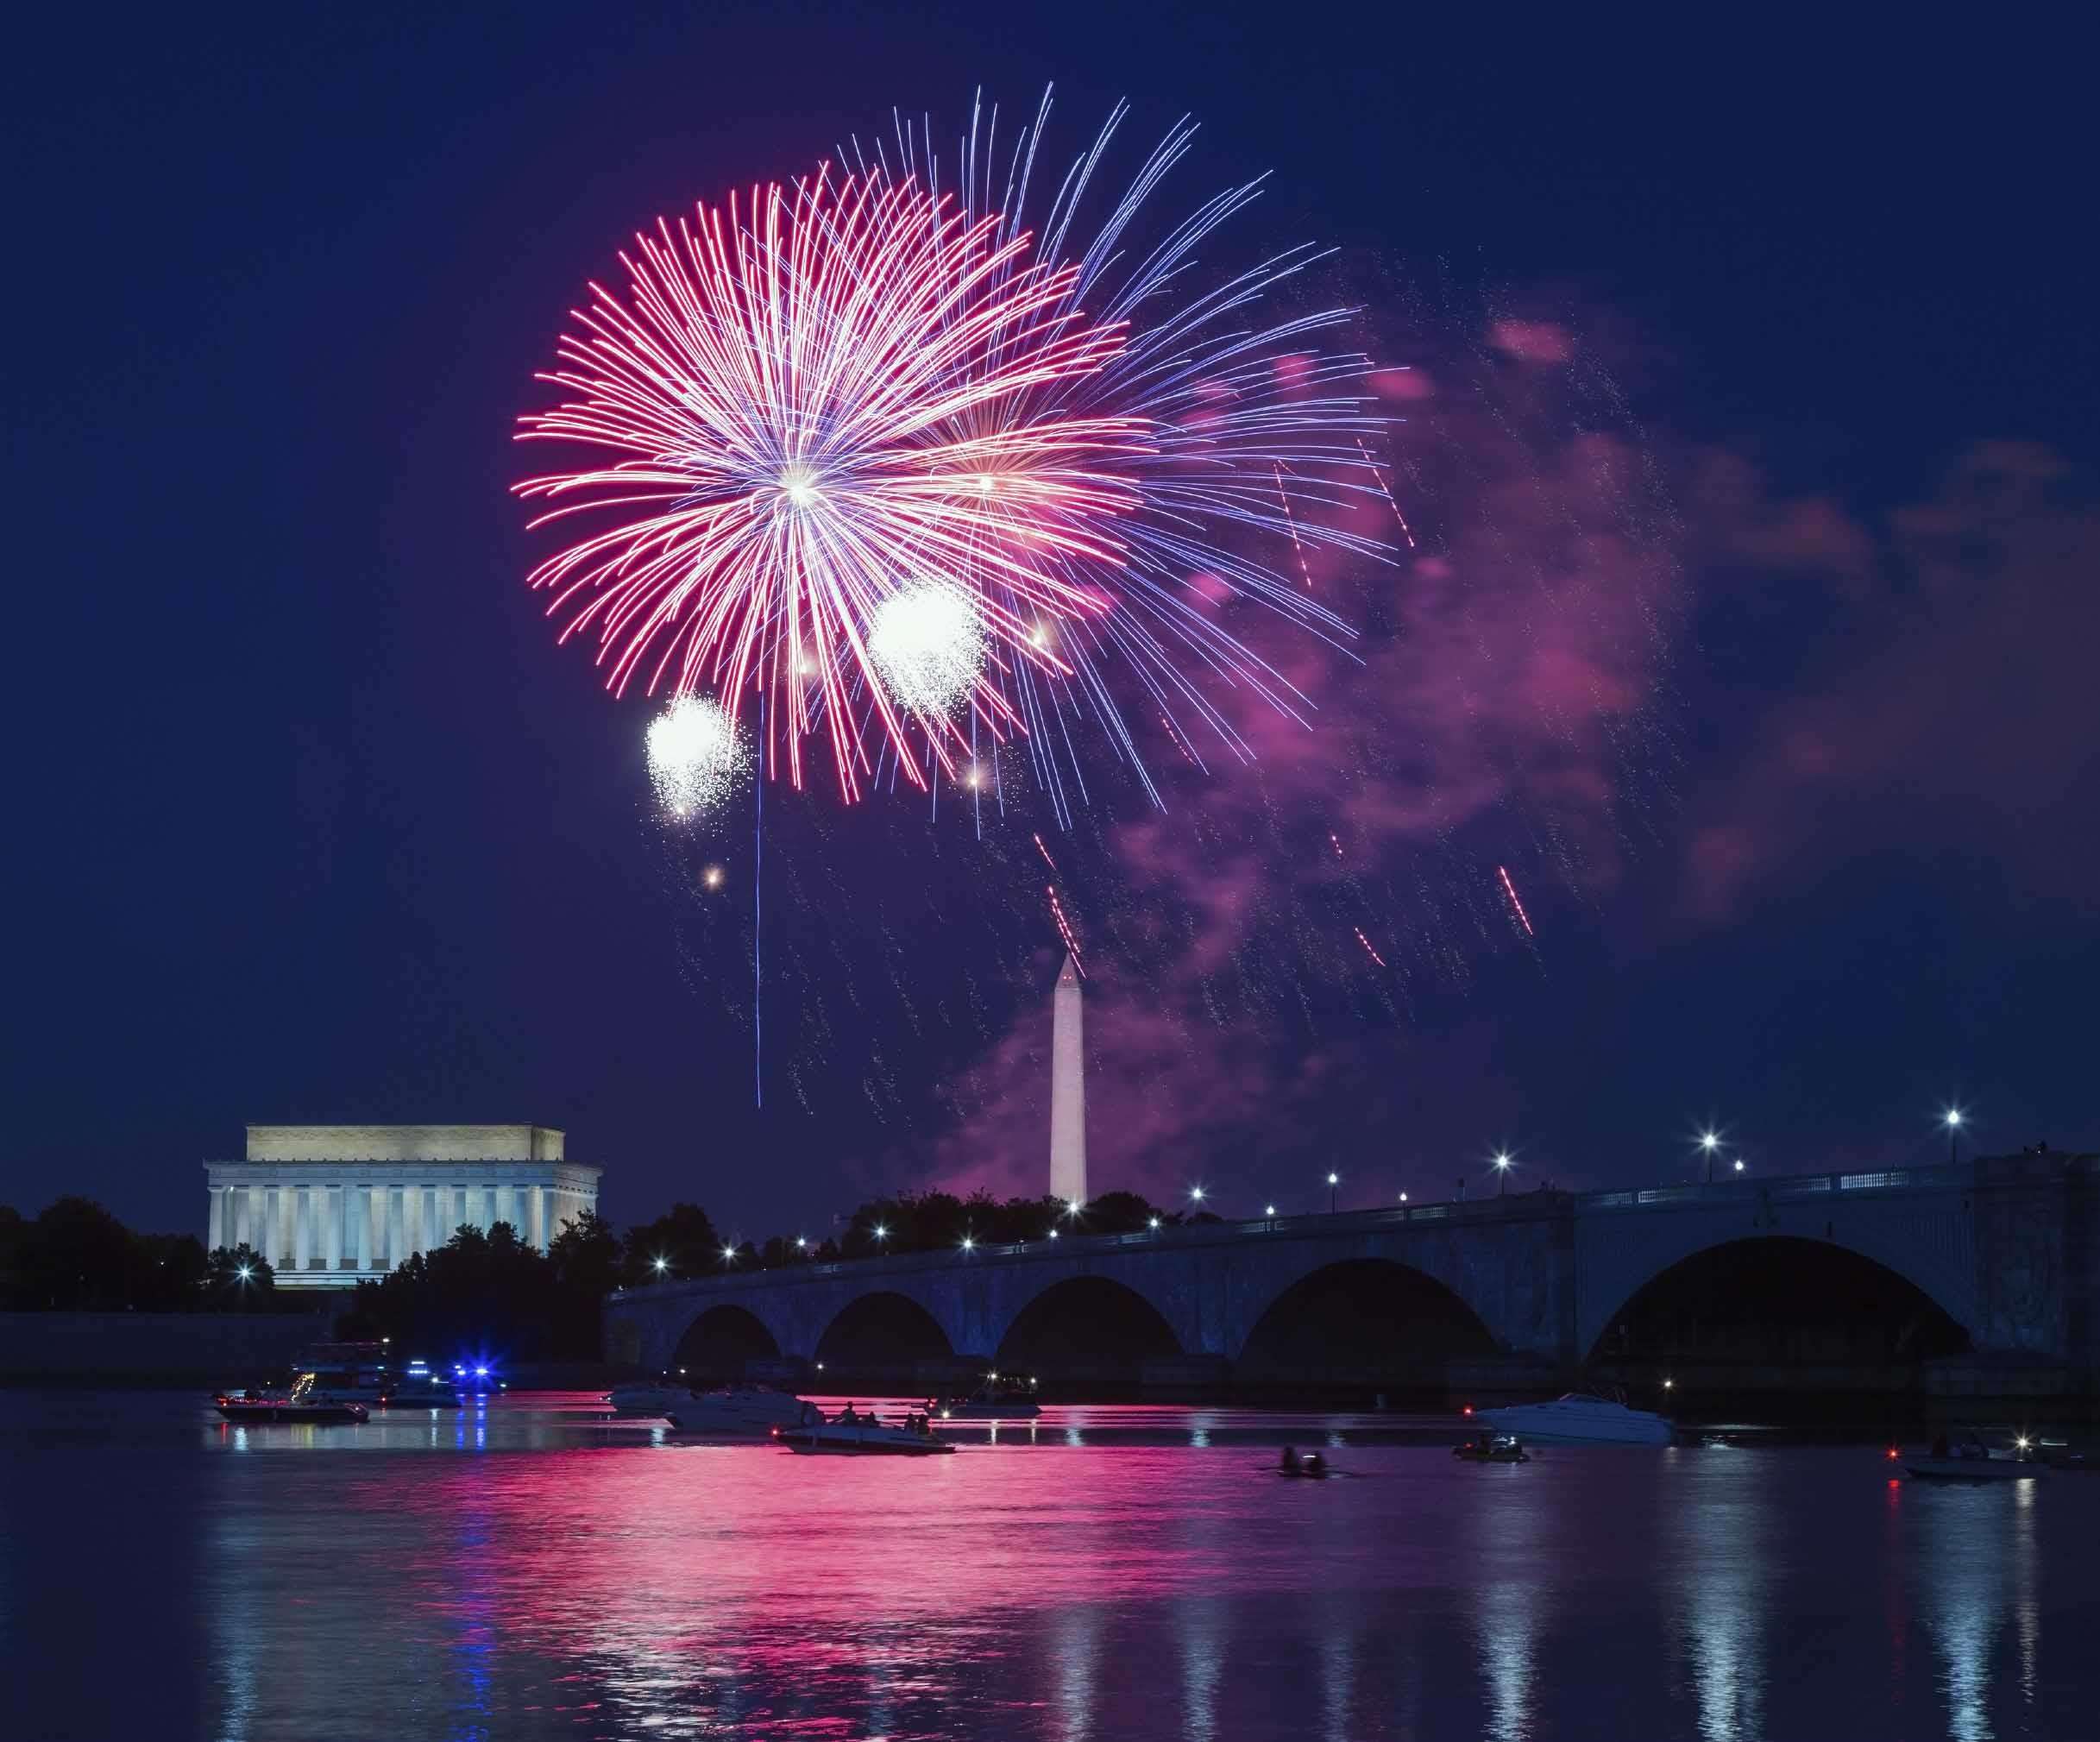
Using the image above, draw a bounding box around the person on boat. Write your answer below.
[1301,1450,1326,1479]
[1279,1445,1301,1475]
[839,1403,858,1424]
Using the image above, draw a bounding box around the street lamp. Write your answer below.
[1943,1107,1965,1166]
[651,1255,669,1276]
[1148,1217,1160,1231]
[720,1244,735,1268]
[960,1236,975,1254]
[1327,1170,1340,1213]
[1399,1191,1409,1204]
[1188,1185,1206,1210]
[872,1223,889,1258]
[1732,1158,1745,1175]
[1264,1203,1276,1222]
[1493,1152,1512,1196]
[1699,1129,1721,1184]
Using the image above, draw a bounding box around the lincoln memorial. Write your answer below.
[204,1124,602,1290]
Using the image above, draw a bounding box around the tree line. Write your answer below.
[0,1197,303,1313]
[2,1187,1203,1359]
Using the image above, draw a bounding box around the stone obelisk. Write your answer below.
[1049,953,1087,1207]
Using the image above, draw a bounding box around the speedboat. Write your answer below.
[606,1378,695,1418]
[213,1372,368,1424]
[930,1372,1042,1421]
[772,1409,956,1456]
[1472,1393,1673,1446]
[665,1385,814,1435]
[1453,1432,1531,1463]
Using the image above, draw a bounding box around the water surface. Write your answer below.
[2,1391,2092,1739]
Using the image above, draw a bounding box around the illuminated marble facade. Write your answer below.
[204,1124,601,1289]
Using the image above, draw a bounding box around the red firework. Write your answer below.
[515,166,1144,800]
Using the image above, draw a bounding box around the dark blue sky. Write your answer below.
[5,6,2094,1241]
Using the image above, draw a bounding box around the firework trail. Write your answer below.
[1047,884,1086,974]
[1497,865,1535,937]
[518,91,1387,814]
[1355,436,1417,550]
[1273,463,1315,588]
[1032,831,1059,872]
[1353,926,1387,968]
[1329,831,1344,858]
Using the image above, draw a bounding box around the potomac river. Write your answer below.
[3,1391,2095,1739]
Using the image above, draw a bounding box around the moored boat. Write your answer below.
[1902,1455,2045,1481]
[1903,1436,2046,1481]
[930,1372,1041,1421]
[772,1408,955,1456]
[606,1377,695,1417]
[665,1385,814,1435]
[1453,1432,1531,1463]
[1473,1393,1673,1447]
[213,1372,368,1424]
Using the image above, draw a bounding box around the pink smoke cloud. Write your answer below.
[920,316,1688,1201]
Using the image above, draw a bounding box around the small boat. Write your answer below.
[1473,1393,1673,1447]
[1275,1448,1335,1479]
[213,1372,368,1424]
[381,1360,467,1407]
[1453,1432,1531,1463]
[772,1409,956,1456]
[1904,1438,2046,1481]
[606,1378,695,1418]
[665,1385,814,1435]
[931,1372,1042,1421]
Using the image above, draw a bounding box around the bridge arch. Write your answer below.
[1585,1233,1973,1366]
[670,1304,780,1380]
[995,1275,1183,1381]
[1238,1258,1501,1377]
[814,1290,955,1374]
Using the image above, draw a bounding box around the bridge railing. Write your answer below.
[610,1161,1967,1299]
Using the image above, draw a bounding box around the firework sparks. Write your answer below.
[1353,926,1387,968]
[1047,884,1086,974]
[1032,832,1059,872]
[1329,831,1344,858]
[646,695,749,818]
[867,580,987,715]
[519,95,1389,813]
[1498,865,1535,936]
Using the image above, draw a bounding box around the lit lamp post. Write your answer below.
[1188,1185,1206,1213]
[1493,1152,1512,1196]
[720,1244,736,1269]
[1327,1171,1341,1214]
[1732,1158,1745,1176]
[1699,1129,1720,1184]
[1944,1107,1965,1165]
[872,1223,889,1260]
[651,1256,670,1279]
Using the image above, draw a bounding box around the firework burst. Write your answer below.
[518,93,1388,813]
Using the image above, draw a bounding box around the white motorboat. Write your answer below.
[1473,1393,1674,1446]
[605,1378,695,1418]
[664,1385,815,1435]
[772,1408,956,1456]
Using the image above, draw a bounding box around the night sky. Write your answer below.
[6,7,2094,1243]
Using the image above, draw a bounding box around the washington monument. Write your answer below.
[1049,952,1087,1205]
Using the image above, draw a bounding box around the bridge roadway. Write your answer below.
[605,1153,2096,1389]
